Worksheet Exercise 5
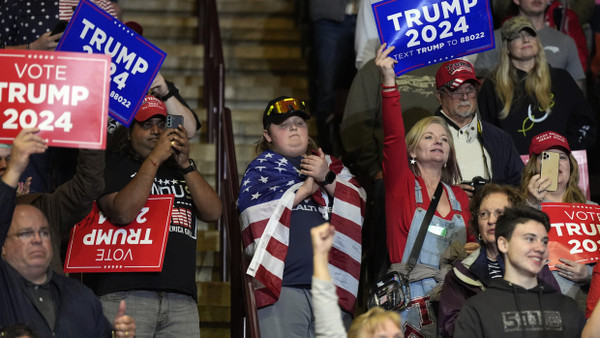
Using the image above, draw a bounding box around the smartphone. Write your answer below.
[166,114,184,129]
[50,21,69,36]
[540,151,560,192]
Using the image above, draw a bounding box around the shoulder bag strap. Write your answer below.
[406,182,443,271]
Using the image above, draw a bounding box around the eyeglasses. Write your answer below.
[509,31,536,43]
[442,88,478,100]
[139,120,166,130]
[266,98,306,116]
[477,209,504,220]
[7,229,51,242]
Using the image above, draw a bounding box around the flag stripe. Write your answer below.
[238,151,365,312]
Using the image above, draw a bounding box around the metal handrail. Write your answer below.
[198,0,260,336]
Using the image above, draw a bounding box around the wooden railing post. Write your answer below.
[199,0,261,336]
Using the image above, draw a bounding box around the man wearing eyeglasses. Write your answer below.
[0,128,136,337]
[434,59,524,197]
[83,95,222,337]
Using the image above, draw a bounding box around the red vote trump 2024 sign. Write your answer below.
[543,203,600,270]
[0,49,110,149]
[64,195,173,273]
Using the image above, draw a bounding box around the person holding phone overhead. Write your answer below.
[521,130,595,310]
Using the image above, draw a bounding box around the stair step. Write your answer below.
[217,0,294,15]
[226,73,308,89]
[197,281,230,337]
[122,0,294,16]
[197,281,230,306]
[196,229,220,252]
[222,28,301,43]
[121,0,196,13]
[199,326,230,338]
[219,16,296,30]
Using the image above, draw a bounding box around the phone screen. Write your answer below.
[540,151,560,192]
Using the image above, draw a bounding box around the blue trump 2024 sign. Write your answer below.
[373,0,494,76]
[56,0,166,126]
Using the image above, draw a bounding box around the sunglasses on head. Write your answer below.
[266,98,306,116]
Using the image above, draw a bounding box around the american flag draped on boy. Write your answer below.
[238,150,366,313]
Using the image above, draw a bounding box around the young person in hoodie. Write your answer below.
[454,205,585,337]
[437,184,559,337]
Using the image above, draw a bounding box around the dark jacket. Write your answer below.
[453,270,584,338]
[310,0,348,22]
[435,110,524,186]
[0,181,113,338]
[478,66,596,154]
[438,247,560,337]
[17,149,105,273]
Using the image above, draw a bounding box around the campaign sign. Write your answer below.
[543,203,600,270]
[64,195,174,273]
[0,49,110,149]
[56,0,166,126]
[521,150,590,200]
[372,0,495,76]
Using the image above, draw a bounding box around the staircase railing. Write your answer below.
[198,0,260,336]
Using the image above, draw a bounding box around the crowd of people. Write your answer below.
[4,0,600,337]
[292,0,600,337]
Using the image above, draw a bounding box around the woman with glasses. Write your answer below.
[437,183,559,337]
[237,96,366,337]
[521,130,594,310]
[477,16,596,155]
[377,45,472,337]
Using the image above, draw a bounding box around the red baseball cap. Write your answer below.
[134,95,167,122]
[435,59,481,90]
[125,21,144,36]
[529,131,571,156]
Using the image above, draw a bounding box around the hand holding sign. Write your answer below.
[2,128,47,188]
[30,31,63,51]
[375,44,398,87]
[555,258,590,283]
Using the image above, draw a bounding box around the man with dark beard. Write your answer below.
[434,59,524,197]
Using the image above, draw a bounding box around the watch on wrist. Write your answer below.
[160,90,175,101]
[321,170,336,185]
[180,159,196,174]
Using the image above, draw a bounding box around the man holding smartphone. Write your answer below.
[83,95,222,336]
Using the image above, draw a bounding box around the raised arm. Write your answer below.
[311,223,347,338]
[170,125,222,222]
[34,149,105,234]
[2,128,48,189]
[376,44,409,191]
[149,73,200,138]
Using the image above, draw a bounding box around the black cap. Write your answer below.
[262,96,310,129]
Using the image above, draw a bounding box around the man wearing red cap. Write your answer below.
[434,59,524,196]
[84,95,222,337]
